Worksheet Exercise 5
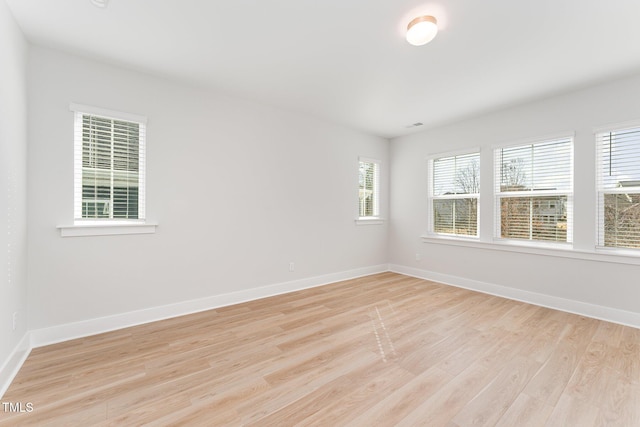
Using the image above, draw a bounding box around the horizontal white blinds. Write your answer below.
[596,127,640,248]
[82,115,140,172]
[499,196,569,242]
[495,137,573,243]
[496,138,572,193]
[433,152,479,196]
[431,152,479,237]
[73,110,146,221]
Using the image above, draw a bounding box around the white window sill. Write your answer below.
[421,235,640,266]
[355,218,385,226]
[58,222,158,237]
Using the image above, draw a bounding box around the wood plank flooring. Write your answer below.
[1,272,639,426]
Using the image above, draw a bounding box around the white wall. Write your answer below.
[390,74,640,321]
[0,0,29,389]
[27,46,389,331]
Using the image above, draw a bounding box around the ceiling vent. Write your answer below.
[405,122,424,128]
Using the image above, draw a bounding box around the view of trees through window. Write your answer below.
[428,131,640,252]
[603,193,640,248]
[598,128,640,248]
[433,198,478,236]
[500,196,567,241]
[431,152,479,236]
[358,160,379,218]
[496,139,572,243]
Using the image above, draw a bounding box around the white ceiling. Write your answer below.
[6,0,640,138]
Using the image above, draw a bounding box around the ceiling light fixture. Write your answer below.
[406,15,438,46]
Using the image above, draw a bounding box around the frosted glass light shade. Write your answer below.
[406,16,438,46]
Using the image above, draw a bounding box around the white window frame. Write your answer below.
[356,157,383,225]
[595,120,640,253]
[427,149,480,239]
[494,134,574,247]
[58,104,156,237]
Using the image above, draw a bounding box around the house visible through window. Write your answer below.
[596,126,640,249]
[358,158,380,218]
[495,137,573,243]
[73,105,146,222]
[429,151,480,237]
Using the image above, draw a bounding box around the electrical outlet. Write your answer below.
[289,262,295,272]
[12,312,17,331]
[415,253,421,261]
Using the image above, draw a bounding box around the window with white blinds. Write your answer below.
[429,151,480,237]
[73,105,146,222]
[358,158,380,218]
[495,137,573,243]
[596,126,640,249]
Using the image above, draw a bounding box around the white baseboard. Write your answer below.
[389,264,640,329]
[1,264,386,398]
[0,332,31,399]
[29,264,390,349]
[7,262,637,399]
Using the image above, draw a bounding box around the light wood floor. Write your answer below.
[1,272,639,426]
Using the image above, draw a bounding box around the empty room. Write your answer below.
[1,0,640,425]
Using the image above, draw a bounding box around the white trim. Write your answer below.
[358,156,381,165]
[597,187,640,195]
[423,233,480,242]
[496,189,572,197]
[69,103,147,124]
[29,264,389,348]
[491,130,575,150]
[425,146,481,161]
[594,246,640,257]
[58,223,157,237]
[0,332,31,399]
[421,235,640,265]
[389,264,640,329]
[593,119,640,134]
[355,218,385,225]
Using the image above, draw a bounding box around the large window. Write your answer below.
[429,151,480,237]
[596,126,640,249]
[73,105,146,223]
[358,158,380,219]
[495,137,573,243]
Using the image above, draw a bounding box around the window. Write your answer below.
[358,158,380,219]
[428,151,480,237]
[495,137,573,243]
[72,104,146,223]
[596,125,640,249]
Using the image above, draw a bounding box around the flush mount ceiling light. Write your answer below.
[406,15,438,46]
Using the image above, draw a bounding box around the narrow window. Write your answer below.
[358,158,380,219]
